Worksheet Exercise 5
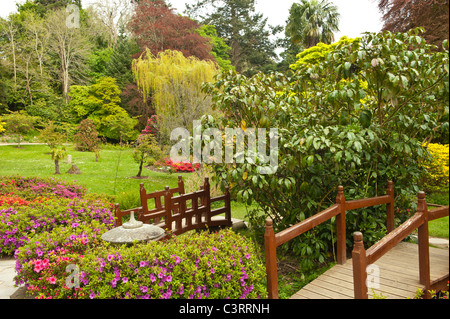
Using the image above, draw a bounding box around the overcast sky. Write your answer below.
[0,0,383,41]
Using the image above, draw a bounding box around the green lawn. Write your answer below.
[0,144,250,220]
[0,144,447,238]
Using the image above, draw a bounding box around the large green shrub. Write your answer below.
[203,29,449,268]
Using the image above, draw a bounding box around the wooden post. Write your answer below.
[264,218,278,299]
[386,180,395,233]
[204,177,211,224]
[417,191,431,298]
[164,186,172,231]
[139,183,148,213]
[352,231,368,299]
[177,175,185,194]
[178,175,187,213]
[114,203,122,227]
[224,186,231,226]
[335,185,347,264]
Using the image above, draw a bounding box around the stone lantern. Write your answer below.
[101,212,165,244]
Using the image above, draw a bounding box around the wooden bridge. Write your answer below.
[264,181,449,299]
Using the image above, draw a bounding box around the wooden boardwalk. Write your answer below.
[291,242,449,299]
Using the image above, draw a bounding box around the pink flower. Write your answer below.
[48,276,57,284]
[34,260,44,273]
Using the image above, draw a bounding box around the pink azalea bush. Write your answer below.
[0,198,115,256]
[0,176,86,200]
[14,220,110,298]
[0,176,113,256]
[15,228,267,299]
[3,175,267,299]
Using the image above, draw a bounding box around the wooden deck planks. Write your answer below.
[291,242,449,299]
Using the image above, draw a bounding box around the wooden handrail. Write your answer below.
[352,191,449,299]
[366,212,424,264]
[264,181,395,299]
[428,205,449,221]
[345,195,392,211]
[275,205,340,246]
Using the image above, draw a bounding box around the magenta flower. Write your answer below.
[48,276,57,284]
[141,286,148,293]
[210,268,215,274]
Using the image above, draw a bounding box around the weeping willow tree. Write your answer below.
[132,49,218,142]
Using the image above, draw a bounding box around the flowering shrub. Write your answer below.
[140,115,160,137]
[422,143,449,192]
[0,176,86,200]
[0,198,115,256]
[15,228,267,299]
[156,159,201,173]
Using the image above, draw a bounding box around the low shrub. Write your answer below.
[0,176,86,200]
[421,143,449,193]
[14,219,110,297]
[15,228,268,299]
[0,197,115,256]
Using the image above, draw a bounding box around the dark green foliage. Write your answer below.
[202,29,449,268]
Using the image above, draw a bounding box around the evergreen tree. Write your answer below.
[185,0,281,75]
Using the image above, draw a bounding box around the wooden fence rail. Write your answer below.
[264,181,395,299]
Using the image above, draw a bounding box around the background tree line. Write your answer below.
[0,0,448,145]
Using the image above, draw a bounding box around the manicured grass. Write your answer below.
[428,216,449,238]
[0,144,174,194]
[0,144,250,220]
[427,192,449,239]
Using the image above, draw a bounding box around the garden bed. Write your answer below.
[0,175,267,299]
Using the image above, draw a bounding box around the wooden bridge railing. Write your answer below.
[114,176,232,236]
[264,181,395,299]
[352,191,449,299]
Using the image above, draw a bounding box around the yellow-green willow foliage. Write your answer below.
[132,49,219,140]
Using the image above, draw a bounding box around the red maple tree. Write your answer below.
[378,0,449,47]
[129,0,215,61]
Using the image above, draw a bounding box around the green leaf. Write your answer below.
[359,109,372,128]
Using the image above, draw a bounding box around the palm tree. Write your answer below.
[51,146,66,175]
[286,0,340,48]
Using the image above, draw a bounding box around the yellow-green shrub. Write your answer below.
[422,143,449,192]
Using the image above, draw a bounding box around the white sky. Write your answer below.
[0,0,383,43]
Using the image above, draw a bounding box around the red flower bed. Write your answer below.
[0,194,51,207]
[163,159,200,172]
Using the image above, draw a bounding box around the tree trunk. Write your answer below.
[136,160,143,177]
[55,159,61,174]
